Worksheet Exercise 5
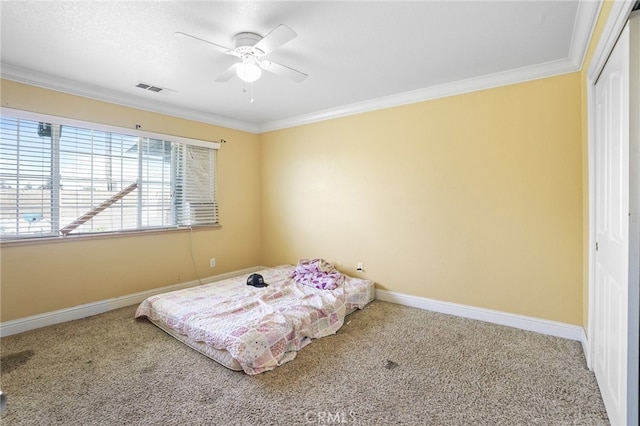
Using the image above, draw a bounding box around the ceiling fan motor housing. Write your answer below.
[233,32,264,57]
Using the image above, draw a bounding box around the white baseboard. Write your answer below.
[375,289,586,342]
[581,330,592,369]
[2,271,588,346]
[0,266,263,337]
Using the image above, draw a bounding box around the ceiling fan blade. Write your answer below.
[254,24,297,55]
[260,60,307,83]
[174,31,234,55]
[215,63,240,82]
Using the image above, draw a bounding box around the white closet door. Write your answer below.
[593,20,632,426]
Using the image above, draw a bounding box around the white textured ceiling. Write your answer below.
[0,1,600,133]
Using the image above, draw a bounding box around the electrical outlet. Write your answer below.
[209,258,216,268]
[356,262,364,271]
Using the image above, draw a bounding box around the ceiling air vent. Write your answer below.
[136,82,164,93]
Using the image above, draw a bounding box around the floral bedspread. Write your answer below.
[135,264,374,374]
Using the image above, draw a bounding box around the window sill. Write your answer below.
[0,225,222,247]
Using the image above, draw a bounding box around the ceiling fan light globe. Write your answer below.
[236,61,262,83]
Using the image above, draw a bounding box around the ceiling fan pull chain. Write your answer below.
[240,80,254,103]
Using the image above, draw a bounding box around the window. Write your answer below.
[0,111,219,240]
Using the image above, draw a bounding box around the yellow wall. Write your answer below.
[0,2,619,327]
[0,80,262,321]
[261,73,584,325]
[258,1,620,329]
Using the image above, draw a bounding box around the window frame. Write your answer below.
[0,108,222,244]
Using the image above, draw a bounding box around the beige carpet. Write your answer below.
[1,300,608,425]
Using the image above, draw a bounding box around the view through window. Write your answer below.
[0,114,219,239]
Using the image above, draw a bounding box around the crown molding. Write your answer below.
[569,0,603,70]
[258,57,580,133]
[0,63,260,134]
[587,0,637,79]
[258,0,602,133]
[0,55,584,137]
[2,1,602,135]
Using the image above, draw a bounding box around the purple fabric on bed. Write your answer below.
[289,258,345,290]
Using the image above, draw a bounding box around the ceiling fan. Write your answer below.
[175,24,308,86]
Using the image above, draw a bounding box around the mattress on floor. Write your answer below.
[135,264,375,374]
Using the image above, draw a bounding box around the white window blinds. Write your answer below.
[0,112,219,239]
[174,144,219,226]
